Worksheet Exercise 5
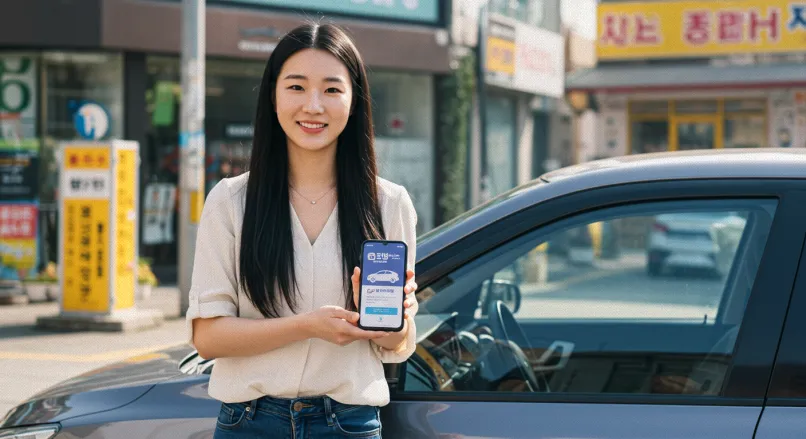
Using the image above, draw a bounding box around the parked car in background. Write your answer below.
[4,149,806,439]
[646,211,745,277]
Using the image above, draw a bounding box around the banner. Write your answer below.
[0,202,37,272]
[598,1,806,60]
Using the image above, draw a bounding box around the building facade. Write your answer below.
[0,0,451,281]
[451,0,567,206]
[568,0,806,158]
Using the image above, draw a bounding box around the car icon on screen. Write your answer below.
[367,270,399,283]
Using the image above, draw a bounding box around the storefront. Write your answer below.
[478,4,565,200]
[104,0,450,278]
[567,0,806,158]
[0,50,124,280]
[0,0,451,282]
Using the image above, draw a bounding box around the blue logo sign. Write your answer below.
[72,101,110,140]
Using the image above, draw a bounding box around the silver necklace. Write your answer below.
[290,185,335,205]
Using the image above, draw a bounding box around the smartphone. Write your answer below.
[358,239,408,332]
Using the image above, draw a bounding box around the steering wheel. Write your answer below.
[487,300,550,392]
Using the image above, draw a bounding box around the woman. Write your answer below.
[186,23,419,438]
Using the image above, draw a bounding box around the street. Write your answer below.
[0,288,187,419]
[516,252,726,321]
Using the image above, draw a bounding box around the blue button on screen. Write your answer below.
[366,307,398,315]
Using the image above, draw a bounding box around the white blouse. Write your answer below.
[185,172,418,407]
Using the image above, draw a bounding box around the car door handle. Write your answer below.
[533,340,575,372]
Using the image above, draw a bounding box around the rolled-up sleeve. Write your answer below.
[185,180,239,348]
[371,186,419,363]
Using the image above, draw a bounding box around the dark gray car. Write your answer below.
[4,148,806,439]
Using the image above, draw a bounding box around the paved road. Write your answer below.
[0,287,188,419]
[516,253,727,321]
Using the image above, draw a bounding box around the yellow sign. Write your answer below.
[60,141,139,314]
[62,199,110,312]
[486,36,516,75]
[114,148,137,310]
[64,146,111,170]
[598,1,806,60]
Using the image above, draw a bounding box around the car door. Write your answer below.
[754,195,806,439]
[382,180,805,439]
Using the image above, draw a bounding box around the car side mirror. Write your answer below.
[480,279,522,316]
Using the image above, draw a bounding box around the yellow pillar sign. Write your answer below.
[60,141,139,314]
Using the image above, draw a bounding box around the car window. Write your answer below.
[404,199,776,397]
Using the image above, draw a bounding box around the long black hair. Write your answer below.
[239,23,385,318]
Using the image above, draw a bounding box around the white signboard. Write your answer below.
[62,170,111,199]
[514,23,565,98]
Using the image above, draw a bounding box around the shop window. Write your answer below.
[724,115,766,149]
[205,59,263,193]
[677,121,716,151]
[485,95,517,197]
[41,52,124,204]
[631,120,668,154]
[370,70,435,233]
[142,56,263,271]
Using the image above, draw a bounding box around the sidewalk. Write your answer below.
[0,286,189,419]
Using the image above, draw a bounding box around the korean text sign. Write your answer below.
[60,142,138,314]
[0,203,37,270]
[597,1,806,60]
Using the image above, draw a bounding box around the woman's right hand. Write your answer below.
[304,305,388,346]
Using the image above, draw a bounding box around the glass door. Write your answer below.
[672,115,722,151]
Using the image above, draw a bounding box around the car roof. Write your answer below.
[540,148,806,185]
[418,149,806,260]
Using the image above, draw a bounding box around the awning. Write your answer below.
[566,63,806,93]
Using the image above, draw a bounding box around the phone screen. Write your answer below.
[359,241,406,330]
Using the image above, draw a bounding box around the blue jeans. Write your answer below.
[213,395,382,438]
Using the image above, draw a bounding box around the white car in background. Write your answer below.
[646,212,746,277]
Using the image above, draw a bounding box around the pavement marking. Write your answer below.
[0,342,186,363]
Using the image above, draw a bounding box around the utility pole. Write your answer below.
[476,2,490,204]
[179,0,205,317]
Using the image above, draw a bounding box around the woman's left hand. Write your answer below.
[351,267,417,320]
